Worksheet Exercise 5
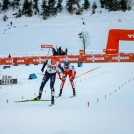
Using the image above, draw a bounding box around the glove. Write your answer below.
[41,68,44,72]
[61,74,66,80]
[70,77,74,81]
[60,78,64,81]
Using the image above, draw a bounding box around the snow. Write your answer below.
[1,9,134,57]
[0,63,134,134]
[1,3,134,134]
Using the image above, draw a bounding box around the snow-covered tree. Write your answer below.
[100,0,105,8]
[79,31,90,55]
[42,0,49,20]
[92,2,97,14]
[22,0,33,17]
[33,0,39,15]
[48,0,56,15]
[120,0,127,11]
[83,0,90,10]
[0,2,2,11]
[2,0,10,11]
[57,0,63,13]
[66,0,80,14]
[16,8,22,17]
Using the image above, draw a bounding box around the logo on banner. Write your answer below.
[112,56,129,61]
[17,60,24,63]
[33,58,46,63]
[6,59,13,64]
[87,56,104,62]
[1,75,13,84]
[128,34,134,39]
[60,58,78,61]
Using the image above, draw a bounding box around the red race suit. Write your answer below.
[58,65,76,90]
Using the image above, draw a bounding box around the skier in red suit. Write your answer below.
[58,62,76,96]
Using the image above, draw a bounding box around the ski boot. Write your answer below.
[73,88,76,96]
[34,92,42,100]
[51,88,55,105]
[59,89,62,97]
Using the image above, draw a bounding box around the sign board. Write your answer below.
[41,45,53,48]
[0,75,17,85]
[79,50,84,55]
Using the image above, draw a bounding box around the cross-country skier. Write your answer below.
[34,56,65,105]
[58,62,76,97]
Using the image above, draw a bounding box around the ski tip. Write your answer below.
[15,99,51,103]
[70,95,76,98]
[55,96,61,98]
[49,104,55,106]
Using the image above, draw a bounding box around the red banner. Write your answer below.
[0,54,134,65]
[109,54,134,62]
[41,45,53,48]
[14,57,29,65]
[1,58,13,65]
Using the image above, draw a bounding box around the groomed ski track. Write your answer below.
[0,63,134,134]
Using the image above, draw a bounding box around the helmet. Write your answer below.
[64,61,70,65]
[52,56,58,62]
[64,64,69,69]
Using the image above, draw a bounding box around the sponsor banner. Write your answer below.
[109,54,134,62]
[41,45,53,48]
[120,54,134,62]
[82,54,109,63]
[0,58,1,65]
[1,58,14,65]
[13,57,29,65]
[0,75,17,85]
[29,56,47,64]
[0,54,134,65]
[58,55,82,63]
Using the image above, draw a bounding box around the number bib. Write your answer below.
[46,59,59,73]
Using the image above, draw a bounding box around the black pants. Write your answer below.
[39,71,56,93]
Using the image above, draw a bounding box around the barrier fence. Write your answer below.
[0,53,134,65]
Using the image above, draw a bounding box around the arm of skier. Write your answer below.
[58,64,65,79]
[70,70,76,81]
[41,60,48,72]
[58,71,62,80]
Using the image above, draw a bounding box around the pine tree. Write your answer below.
[120,0,127,11]
[33,0,39,15]
[42,0,49,20]
[2,0,10,11]
[22,0,33,17]
[0,2,2,11]
[10,0,20,11]
[3,15,8,21]
[92,2,97,14]
[112,0,119,11]
[66,0,75,14]
[57,0,63,13]
[48,0,56,15]
[100,0,106,8]
[16,8,22,17]
[107,0,114,11]
[14,0,20,8]
[83,0,90,10]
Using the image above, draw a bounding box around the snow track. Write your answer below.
[0,63,134,134]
